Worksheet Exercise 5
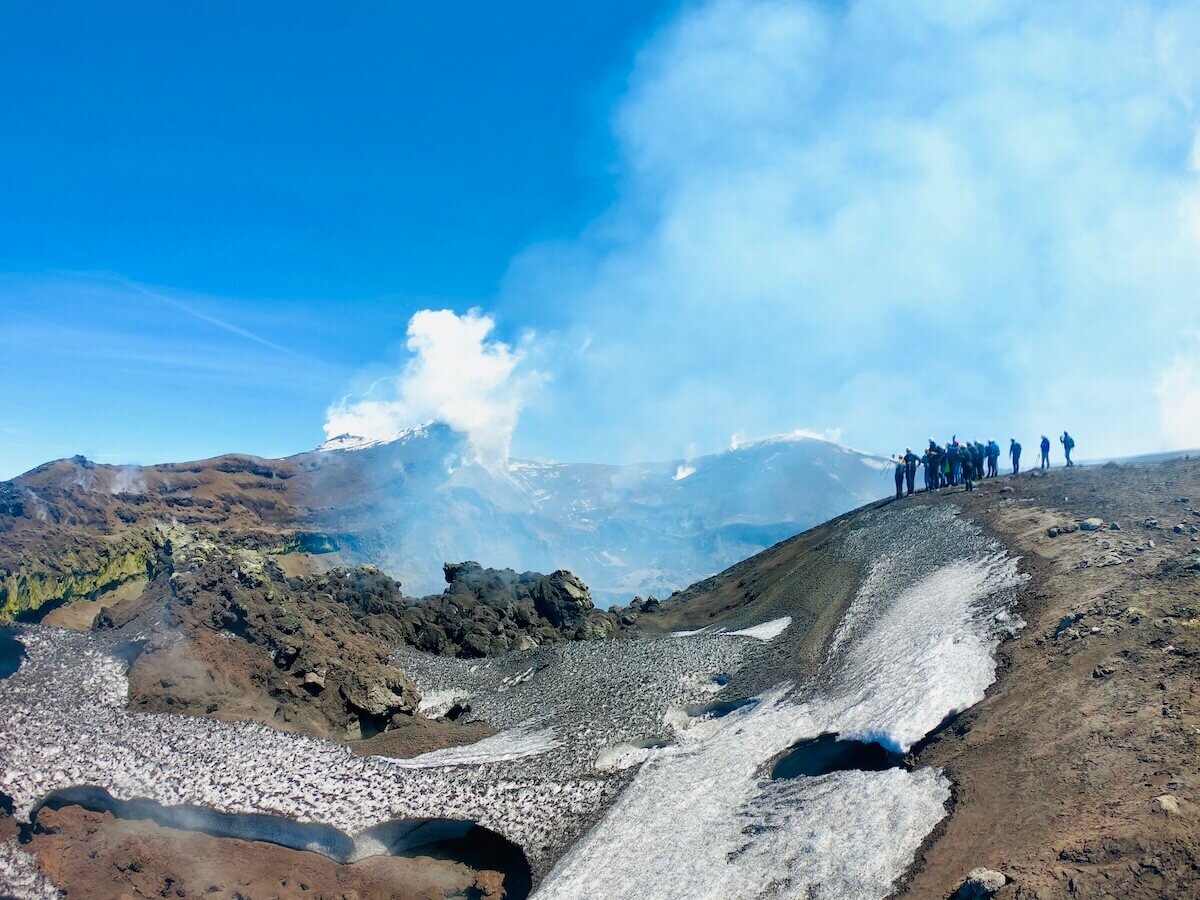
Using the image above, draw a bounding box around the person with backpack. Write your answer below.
[986,440,1000,477]
[1010,438,1022,475]
[1061,431,1075,467]
[1040,435,1051,470]
[894,454,906,500]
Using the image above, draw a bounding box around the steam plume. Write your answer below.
[324,309,544,470]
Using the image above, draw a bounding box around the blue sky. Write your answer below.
[3,0,1200,478]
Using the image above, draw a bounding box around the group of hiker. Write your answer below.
[892,432,1076,499]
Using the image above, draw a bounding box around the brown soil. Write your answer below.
[897,459,1200,899]
[27,806,508,899]
[41,575,148,630]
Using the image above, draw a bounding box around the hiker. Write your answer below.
[948,441,962,486]
[972,441,985,481]
[894,455,906,500]
[927,440,943,490]
[1040,435,1051,470]
[903,448,920,495]
[1010,438,1022,475]
[986,440,1000,478]
[1061,431,1075,467]
[921,447,934,491]
[963,455,975,492]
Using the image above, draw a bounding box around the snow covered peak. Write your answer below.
[316,433,373,452]
[728,429,884,461]
[315,422,445,453]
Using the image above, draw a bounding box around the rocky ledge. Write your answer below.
[93,529,629,747]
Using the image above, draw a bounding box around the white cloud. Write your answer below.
[1156,340,1200,450]
[324,309,545,470]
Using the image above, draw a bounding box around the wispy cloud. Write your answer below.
[116,276,306,359]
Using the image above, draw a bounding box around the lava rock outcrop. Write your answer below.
[404,561,624,657]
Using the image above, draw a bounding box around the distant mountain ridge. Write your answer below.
[297,423,890,601]
[0,424,889,615]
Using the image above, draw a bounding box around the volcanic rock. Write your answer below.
[953,867,1007,898]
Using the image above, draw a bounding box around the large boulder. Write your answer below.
[953,868,1007,899]
[532,570,594,628]
[339,667,419,720]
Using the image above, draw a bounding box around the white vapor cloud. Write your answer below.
[324,309,545,470]
[503,0,1200,463]
[1156,337,1200,451]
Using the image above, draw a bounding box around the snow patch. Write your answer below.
[397,724,559,768]
[815,554,1024,753]
[537,689,951,900]
[670,616,791,642]
[673,464,696,481]
[316,423,437,453]
[416,689,470,719]
[594,740,666,773]
[728,616,791,641]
